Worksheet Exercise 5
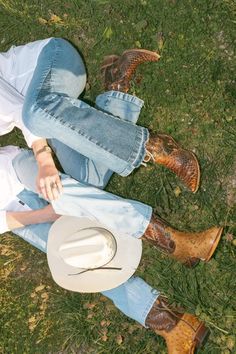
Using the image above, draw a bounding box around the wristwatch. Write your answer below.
[35,146,53,157]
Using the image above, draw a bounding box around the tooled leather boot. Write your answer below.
[146,296,209,354]
[143,215,223,267]
[101,49,160,93]
[144,134,200,193]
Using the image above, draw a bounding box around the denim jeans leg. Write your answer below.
[22,38,149,177]
[12,162,158,327]
[12,207,159,327]
[12,190,158,327]
[12,149,152,238]
[12,149,39,193]
[51,176,152,239]
[103,276,159,326]
[14,189,51,252]
[48,91,144,188]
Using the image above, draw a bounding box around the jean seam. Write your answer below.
[32,38,58,102]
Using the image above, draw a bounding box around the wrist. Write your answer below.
[37,151,55,166]
[35,146,52,158]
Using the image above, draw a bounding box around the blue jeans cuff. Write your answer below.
[103,91,144,108]
[141,290,160,327]
[133,205,152,238]
[120,127,149,176]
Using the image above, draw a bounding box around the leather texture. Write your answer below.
[101,49,160,93]
[145,134,200,193]
[144,215,223,266]
[146,297,209,354]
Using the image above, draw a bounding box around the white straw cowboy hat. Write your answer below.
[47,216,142,293]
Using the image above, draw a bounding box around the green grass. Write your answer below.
[0,0,236,353]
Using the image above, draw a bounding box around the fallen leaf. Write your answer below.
[116,334,123,345]
[84,302,96,309]
[100,320,107,327]
[173,186,181,197]
[49,14,63,24]
[87,312,94,319]
[157,32,165,50]
[38,17,47,25]
[35,285,46,292]
[101,334,108,342]
[41,292,49,300]
[28,316,37,323]
[134,40,142,48]
[103,27,113,40]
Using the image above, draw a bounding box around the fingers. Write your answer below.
[38,176,63,201]
[55,174,63,195]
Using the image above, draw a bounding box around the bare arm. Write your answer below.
[32,139,63,201]
[6,204,60,230]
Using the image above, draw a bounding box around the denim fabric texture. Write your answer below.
[10,39,159,326]
[48,90,144,188]
[13,149,152,240]
[22,38,149,177]
[12,151,158,326]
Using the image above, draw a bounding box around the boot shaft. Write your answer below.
[144,215,223,266]
[146,297,209,354]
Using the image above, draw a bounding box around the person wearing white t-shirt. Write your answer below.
[0,37,201,203]
[0,144,223,353]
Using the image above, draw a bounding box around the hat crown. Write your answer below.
[59,227,116,269]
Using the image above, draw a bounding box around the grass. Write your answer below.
[0,0,235,353]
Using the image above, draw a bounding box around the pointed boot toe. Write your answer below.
[200,226,223,262]
[145,134,200,193]
[169,225,224,266]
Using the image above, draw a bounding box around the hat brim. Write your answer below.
[47,216,142,293]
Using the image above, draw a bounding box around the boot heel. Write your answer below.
[101,55,119,71]
[195,323,209,348]
[184,257,200,268]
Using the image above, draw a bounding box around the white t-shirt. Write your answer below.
[0,145,26,233]
[0,38,51,147]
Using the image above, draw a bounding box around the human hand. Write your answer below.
[36,162,63,201]
[32,140,63,201]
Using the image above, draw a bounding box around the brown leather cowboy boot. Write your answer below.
[146,296,209,354]
[143,215,223,267]
[101,49,160,92]
[145,134,200,193]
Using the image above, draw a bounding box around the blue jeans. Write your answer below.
[12,152,158,327]
[48,90,145,188]
[22,38,149,178]
[12,39,160,326]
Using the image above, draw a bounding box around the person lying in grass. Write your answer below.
[0,37,200,203]
[0,144,223,354]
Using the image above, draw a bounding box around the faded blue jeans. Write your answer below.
[12,150,159,327]
[12,66,160,326]
[22,37,149,180]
